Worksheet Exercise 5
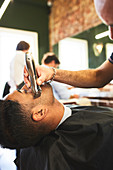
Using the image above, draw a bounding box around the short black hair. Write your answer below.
[0,100,46,149]
[16,41,30,51]
[44,54,60,64]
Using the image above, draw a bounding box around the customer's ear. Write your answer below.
[31,107,47,121]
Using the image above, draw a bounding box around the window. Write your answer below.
[58,37,88,71]
[0,27,38,98]
[106,43,113,59]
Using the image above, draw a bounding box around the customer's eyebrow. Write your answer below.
[17,89,22,93]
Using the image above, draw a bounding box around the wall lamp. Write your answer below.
[93,43,103,56]
[95,30,109,39]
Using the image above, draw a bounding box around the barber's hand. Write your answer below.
[36,65,55,85]
[24,65,55,86]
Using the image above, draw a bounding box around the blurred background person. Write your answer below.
[42,52,60,68]
[41,52,79,100]
[2,41,30,97]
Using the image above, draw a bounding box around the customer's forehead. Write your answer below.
[4,90,17,99]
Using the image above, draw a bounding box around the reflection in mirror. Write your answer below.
[59,37,88,71]
[53,23,113,69]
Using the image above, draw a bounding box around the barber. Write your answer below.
[24,0,113,89]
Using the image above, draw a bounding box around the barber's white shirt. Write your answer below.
[57,106,72,128]
[0,146,16,170]
[51,81,71,100]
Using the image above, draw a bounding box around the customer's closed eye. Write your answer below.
[24,89,27,93]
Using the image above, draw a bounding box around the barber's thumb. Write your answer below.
[37,78,42,86]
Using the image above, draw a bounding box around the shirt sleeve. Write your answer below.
[51,81,71,100]
[108,53,113,64]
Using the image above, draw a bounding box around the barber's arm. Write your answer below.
[24,60,113,88]
[53,60,113,88]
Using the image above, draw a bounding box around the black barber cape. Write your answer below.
[19,106,113,170]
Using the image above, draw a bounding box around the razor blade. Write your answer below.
[25,52,42,98]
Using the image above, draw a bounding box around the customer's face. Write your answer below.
[5,84,53,110]
[94,0,113,39]
[5,85,37,106]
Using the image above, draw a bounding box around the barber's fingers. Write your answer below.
[36,65,48,85]
[36,73,49,86]
[24,66,31,88]
[24,77,31,88]
[36,65,53,85]
[24,66,28,76]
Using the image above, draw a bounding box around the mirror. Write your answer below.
[53,23,113,69]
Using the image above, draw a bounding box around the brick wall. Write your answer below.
[49,0,102,49]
